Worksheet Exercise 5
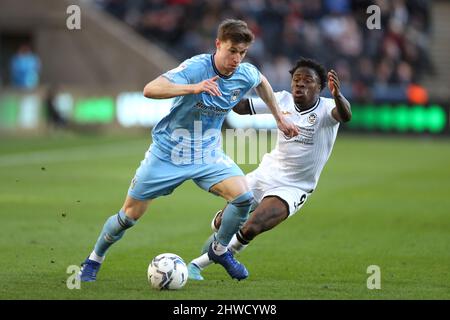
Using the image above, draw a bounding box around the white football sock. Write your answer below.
[89,251,105,264]
[228,233,248,255]
[212,241,227,255]
[190,253,213,269]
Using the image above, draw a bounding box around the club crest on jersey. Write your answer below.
[308,113,318,124]
[230,89,240,102]
[281,110,291,115]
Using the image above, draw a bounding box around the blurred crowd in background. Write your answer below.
[94,0,433,102]
[1,0,433,103]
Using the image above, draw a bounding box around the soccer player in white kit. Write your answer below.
[188,58,352,280]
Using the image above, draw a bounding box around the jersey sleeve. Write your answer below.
[323,98,340,125]
[162,58,201,85]
[240,63,261,89]
[248,90,291,115]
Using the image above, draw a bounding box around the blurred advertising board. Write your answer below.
[0,90,448,135]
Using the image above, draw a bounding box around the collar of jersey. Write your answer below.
[211,53,234,79]
[294,97,320,115]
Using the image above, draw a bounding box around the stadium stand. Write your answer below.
[94,0,440,102]
[0,0,178,88]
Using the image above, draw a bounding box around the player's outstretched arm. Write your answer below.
[328,70,352,123]
[143,75,221,99]
[255,74,299,138]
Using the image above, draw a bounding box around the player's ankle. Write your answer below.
[89,251,105,264]
[212,241,227,255]
[236,230,251,245]
[228,231,250,254]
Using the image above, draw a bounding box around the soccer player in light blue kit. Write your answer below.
[78,19,298,282]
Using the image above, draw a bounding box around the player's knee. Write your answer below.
[230,191,254,217]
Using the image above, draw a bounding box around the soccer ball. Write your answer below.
[147,253,188,290]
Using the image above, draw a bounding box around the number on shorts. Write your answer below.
[294,193,307,211]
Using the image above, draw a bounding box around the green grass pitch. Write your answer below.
[0,132,449,299]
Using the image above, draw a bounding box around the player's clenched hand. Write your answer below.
[193,75,222,96]
[277,116,299,139]
[327,69,341,98]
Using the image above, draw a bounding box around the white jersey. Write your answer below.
[248,90,340,194]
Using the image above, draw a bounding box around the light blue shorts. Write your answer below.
[127,143,244,201]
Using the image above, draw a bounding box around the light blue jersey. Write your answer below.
[152,53,261,161]
[128,53,261,200]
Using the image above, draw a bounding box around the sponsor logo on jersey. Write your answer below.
[195,101,228,116]
[308,113,318,124]
[292,126,314,145]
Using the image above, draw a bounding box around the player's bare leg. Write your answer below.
[239,196,288,240]
[122,196,151,220]
[205,176,253,280]
[79,196,151,282]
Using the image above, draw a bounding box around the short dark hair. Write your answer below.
[289,58,327,91]
[217,19,254,44]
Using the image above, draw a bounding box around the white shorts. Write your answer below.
[246,169,310,217]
